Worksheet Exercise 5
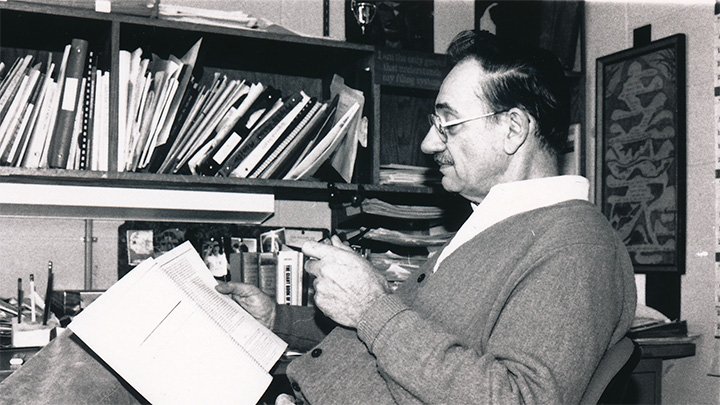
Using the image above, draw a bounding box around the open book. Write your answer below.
[68,241,287,405]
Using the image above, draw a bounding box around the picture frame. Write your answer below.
[595,34,686,273]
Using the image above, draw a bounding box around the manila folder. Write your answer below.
[69,241,287,405]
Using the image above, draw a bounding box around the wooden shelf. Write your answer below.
[0,2,374,52]
[0,167,442,202]
[638,341,696,360]
[0,2,451,226]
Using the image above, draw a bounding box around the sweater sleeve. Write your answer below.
[355,243,635,404]
[273,304,336,352]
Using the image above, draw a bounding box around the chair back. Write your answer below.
[579,337,641,404]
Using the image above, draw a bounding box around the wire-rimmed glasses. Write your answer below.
[427,111,503,142]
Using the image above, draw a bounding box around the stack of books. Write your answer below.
[114,41,362,179]
[0,38,363,182]
[0,39,110,171]
[337,197,454,290]
[344,198,445,220]
[378,163,441,186]
[228,248,306,306]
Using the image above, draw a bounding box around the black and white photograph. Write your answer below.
[0,1,716,404]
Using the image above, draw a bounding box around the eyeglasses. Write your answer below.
[427,111,503,142]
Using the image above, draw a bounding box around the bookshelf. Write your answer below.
[0,1,453,221]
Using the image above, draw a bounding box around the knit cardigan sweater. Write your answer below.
[275,200,637,404]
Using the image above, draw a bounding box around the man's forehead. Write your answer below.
[435,60,486,113]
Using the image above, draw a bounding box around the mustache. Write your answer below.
[434,154,453,166]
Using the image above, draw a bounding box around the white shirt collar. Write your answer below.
[432,175,590,272]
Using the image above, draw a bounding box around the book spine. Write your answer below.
[65,76,87,170]
[39,45,72,169]
[190,91,250,174]
[276,250,304,306]
[230,95,311,178]
[240,252,259,286]
[216,94,301,177]
[14,69,49,167]
[0,56,32,127]
[95,70,110,171]
[155,82,208,174]
[276,251,291,305]
[80,52,96,171]
[261,102,328,179]
[156,77,223,173]
[116,50,130,172]
[276,95,339,179]
[0,57,22,99]
[284,102,359,180]
[174,79,244,173]
[0,60,34,156]
[196,86,279,176]
[257,252,276,299]
[48,38,89,168]
[146,77,199,173]
[165,75,227,169]
[251,99,321,178]
[0,66,42,164]
[22,81,56,168]
[227,252,243,282]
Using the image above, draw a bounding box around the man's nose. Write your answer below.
[420,127,445,155]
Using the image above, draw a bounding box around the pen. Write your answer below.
[17,278,23,324]
[42,261,53,326]
[29,274,36,323]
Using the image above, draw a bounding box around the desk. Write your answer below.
[625,341,696,404]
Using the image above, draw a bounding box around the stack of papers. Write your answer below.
[360,198,444,220]
[363,227,453,247]
[157,3,297,35]
[379,164,441,186]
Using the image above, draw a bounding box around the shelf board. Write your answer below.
[125,17,373,52]
[0,2,374,52]
[638,341,695,360]
[0,167,441,202]
[0,182,275,223]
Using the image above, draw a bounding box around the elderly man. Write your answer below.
[220,30,636,404]
[0,30,635,405]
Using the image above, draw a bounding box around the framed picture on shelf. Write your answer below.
[595,34,686,273]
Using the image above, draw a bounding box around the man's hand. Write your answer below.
[302,236,387,328]
[215,282,276,329]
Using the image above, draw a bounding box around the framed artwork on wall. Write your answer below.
[595,34,686,273]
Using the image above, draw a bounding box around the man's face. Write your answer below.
[421,59,509,203]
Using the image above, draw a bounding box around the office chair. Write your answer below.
[579,336,642,404]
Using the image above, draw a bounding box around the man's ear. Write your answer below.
[503,107,530,155]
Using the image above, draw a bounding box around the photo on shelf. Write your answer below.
[126,230,154,266]
[230,236,258,253]
[260,228,286,253]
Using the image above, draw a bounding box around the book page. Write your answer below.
[155,241,287,371]
[69,241,286,405]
